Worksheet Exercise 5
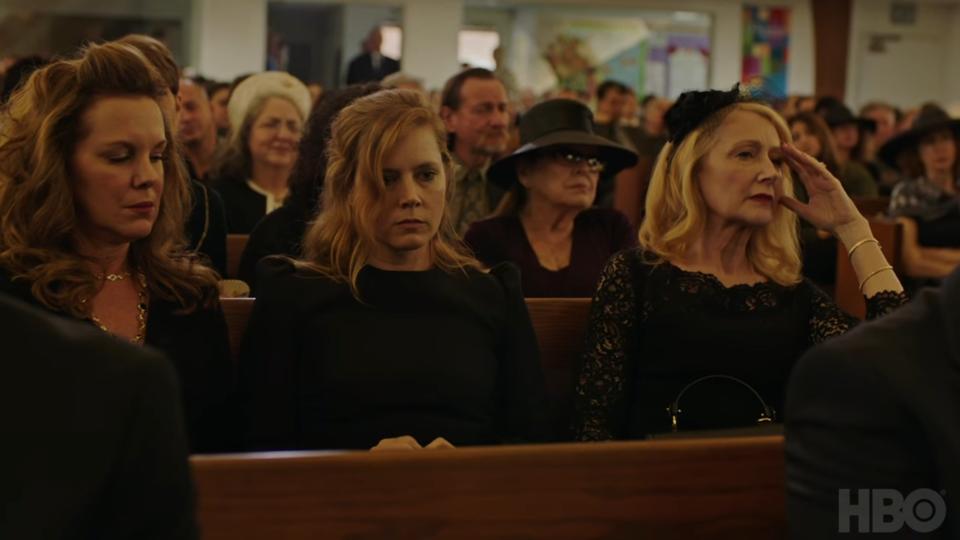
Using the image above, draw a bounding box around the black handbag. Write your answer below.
[666,374,776,432]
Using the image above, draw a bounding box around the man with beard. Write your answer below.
[440,68,511,235]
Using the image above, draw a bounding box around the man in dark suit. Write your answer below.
[786,271,960,538]
[345,27,400,85]
[0,293,198,539]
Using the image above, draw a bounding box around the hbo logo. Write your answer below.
[838,488,946,533]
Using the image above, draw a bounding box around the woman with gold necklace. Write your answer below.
[0,42,236,453]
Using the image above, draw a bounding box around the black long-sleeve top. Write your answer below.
[572,249,908,440]
[240,257,547,450]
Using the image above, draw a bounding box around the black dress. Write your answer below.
[213,177,271,234]
[464,208,638,297]
[0,271,237,453]
[240,257,547,450]
[572,249,908,439]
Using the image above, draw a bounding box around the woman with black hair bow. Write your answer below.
[573,86,907,440]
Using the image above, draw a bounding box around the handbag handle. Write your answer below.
[666,374,776,432]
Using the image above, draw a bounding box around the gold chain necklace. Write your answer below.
[83,272,149,345]
[96,271,131,282]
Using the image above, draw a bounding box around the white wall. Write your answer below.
[0,0,190,62]
[190,0,268,81]
[946,6,960,114]
[846,0,959,110]
[401,0,464,89]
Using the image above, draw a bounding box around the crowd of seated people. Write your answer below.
[1,33,958,539]
[881,104,960,289]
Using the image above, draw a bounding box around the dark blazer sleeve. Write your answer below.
[239,257,306,450]
[99,349,198,540]
[382,56,400,78]
[786,310,945,539]
[345,54,367,85]
[489,263,548,443]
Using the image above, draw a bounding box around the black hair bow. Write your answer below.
[665,84,746,144]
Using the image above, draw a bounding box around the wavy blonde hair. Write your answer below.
[0,41,219,317]
[300,89,483,298]
[639,102,802,286]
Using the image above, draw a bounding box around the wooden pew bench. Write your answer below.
[192,435,786,539]
[852,196,890,219]
[225,234,249,280]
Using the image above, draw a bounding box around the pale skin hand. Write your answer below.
[779,143,903,295]
[370,435,455,451]
[778,143,865,234]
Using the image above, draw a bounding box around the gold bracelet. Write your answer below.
[858,265,894,293]
[847,237,880,258]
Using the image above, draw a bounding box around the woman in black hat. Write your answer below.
[463,99,639,297]
[818,100,879,196]
[880,103,960,281]
[573,86,906,440]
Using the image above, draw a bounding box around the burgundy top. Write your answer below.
[464,208,638,297]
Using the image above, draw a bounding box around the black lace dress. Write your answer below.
[573,249,908,440]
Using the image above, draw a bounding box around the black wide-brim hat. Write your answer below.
[820,102,877,133]
[878,104,960,168]
[487,98,638,190]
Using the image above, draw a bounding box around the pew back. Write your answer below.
[525,298,592,439]
[221,298,254,361]
[852,196,890,219]
[192,436,786,539]
[225,234,249,279]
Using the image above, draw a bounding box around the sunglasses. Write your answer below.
[543,148,606,172]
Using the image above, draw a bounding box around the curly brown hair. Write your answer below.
[0,41,219,316]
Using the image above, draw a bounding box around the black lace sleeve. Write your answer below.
[572,250,641,441]
[808,283,909,345]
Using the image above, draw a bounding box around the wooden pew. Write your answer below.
[221,297,254,361]
[192,436,786,540]
[834,217,902,319]
[220,297,593,440]
[225,234,249,279]
[526,298,592,440]
[852,196,890,219]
